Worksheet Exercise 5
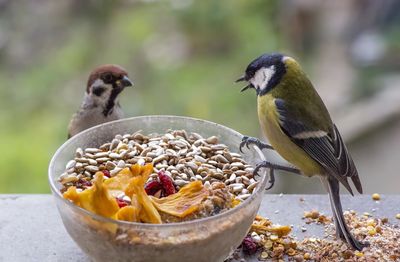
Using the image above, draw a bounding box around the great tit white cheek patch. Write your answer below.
[251,66,276,91]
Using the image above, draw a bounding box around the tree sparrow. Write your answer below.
[68,64,133,138]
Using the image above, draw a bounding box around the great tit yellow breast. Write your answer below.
[257,94,323,177]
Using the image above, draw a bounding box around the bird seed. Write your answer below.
[59,130,257,201]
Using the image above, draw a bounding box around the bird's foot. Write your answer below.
[340,234,370,251]
[239,136,273,153]
[253,161,301,190]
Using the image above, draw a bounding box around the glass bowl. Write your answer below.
[48,115,267,262]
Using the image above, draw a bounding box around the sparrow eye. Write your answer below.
[102,73,113,83]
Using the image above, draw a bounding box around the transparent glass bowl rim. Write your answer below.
[48,115,267,229]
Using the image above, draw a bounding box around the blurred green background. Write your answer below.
[1,0,399,193]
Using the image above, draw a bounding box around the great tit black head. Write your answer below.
[236,53,286,96]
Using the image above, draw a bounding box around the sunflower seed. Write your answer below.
[241,175,250,185]
[236,193,251,200]
[110,167,122,176]
[211,144,226,151]
[61,175,79,184]
[153,155,167,164]
[228,173,236,183]
[230,152,242,158]
[200,146,212,153]
[140,147,152,156]
[211,172,224,180]
[65,160,76,170]
[185,168,195,177]
[222,151,233,162]
[117,160,125,168]
[119,150,128,158]
[94,152,109,158]
[85,165,99,173]
[99,143,111,150]
[216,155,229,163]
[110,139,120,150]
[85,148,101,154]
[105,161,116,170]
[96,157,109,163]
[191,132,203,140]
[109,152,121,159]
[185,161,198,171]
[75,148,83,158]
[206,136,218,144]
[232,184,244,193]
[247,181,259,191]
[175,179,189,186]
[75,158,88,163]
[194,155,206,163]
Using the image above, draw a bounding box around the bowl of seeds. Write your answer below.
[48,115,268,262]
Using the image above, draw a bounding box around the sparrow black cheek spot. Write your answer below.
[92,86,106,96]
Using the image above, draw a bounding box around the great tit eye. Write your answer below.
[102,73,113,83]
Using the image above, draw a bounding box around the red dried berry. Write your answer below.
[241,236,258,255]
[77,178,92,188]
[102,170,111,178]
[144,180,163,196]
[116,198,128,208]
[81,180,92,187]
[158,171,176,196]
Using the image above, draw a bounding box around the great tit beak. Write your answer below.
[117,76,133,88]
[235,75,251,92]
[240,84,252,92]
[235,75,246,83]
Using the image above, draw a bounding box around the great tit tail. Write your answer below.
[324,177,369,251]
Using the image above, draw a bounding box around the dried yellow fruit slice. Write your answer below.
[103,168,134,197]
[116,206,140,222]
[63,172,119,219]
[124,165,162,224]
[150,181,209,218]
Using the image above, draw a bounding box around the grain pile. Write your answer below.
[230,210,400,261]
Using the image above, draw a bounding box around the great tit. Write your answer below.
[236,53,367,250]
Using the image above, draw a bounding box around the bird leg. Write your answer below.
[239,136,274,153]
[254,161,301,190]
[239,136,300,190]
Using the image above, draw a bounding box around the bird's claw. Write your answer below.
[265,169,275,190]
[239,136,273,153]
[254,161,276,190]
[253,161,300,191]
[239,136,250,153]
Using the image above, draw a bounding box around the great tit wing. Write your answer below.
[274,98,362,194]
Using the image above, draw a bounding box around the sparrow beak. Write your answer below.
[117,76,133,88]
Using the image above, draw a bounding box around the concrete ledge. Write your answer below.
[0,194,398,262]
